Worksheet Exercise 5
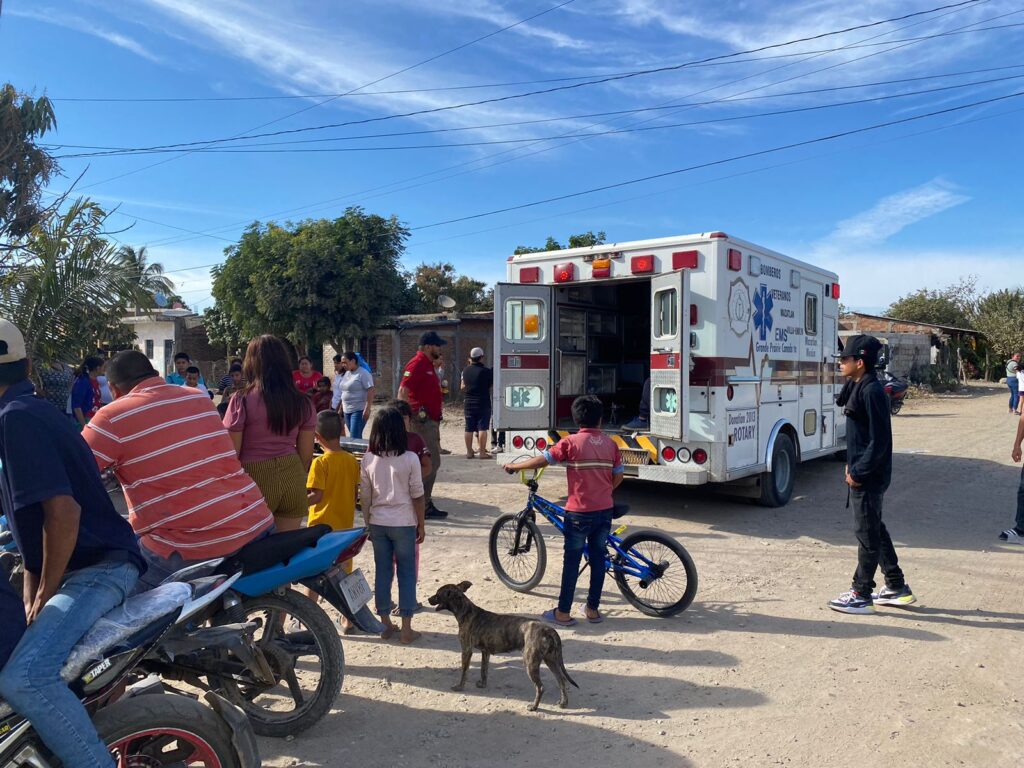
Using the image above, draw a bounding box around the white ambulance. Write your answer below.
[493,231,844,506]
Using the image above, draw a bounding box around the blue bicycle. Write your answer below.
[488,468,698,617]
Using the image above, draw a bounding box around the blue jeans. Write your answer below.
[370,525,417,617]
[1009,377,1020,412]
[0,560,139,768]
[558,509,614,614]
[345,410,367,440]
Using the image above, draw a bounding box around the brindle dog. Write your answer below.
[427,581,578,711]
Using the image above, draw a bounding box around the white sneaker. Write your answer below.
[998,528,1024,545]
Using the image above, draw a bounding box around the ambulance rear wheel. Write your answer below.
[759,433,796,507]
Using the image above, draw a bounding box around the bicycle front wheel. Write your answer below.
[489,514,547,592]
[614,531,697,617]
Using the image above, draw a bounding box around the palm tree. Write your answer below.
[117,244,175,309]
[0,197,142,365]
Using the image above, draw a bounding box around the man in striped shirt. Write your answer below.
[84,351,274,590]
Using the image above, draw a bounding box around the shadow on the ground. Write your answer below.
[264,683,696,767]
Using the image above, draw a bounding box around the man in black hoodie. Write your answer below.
[829,334,915,614]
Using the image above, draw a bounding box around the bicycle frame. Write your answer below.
[515,487,666,585]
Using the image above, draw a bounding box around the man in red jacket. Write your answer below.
[398,331,448,519]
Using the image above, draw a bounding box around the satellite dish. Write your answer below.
[438,295,457,309]
[154,293,168,307]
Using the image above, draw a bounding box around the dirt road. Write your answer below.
[263,384,1022,768]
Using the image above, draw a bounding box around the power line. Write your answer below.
[68,0,579,192]
[49,73,1024,158]
[44,63,1024,155]
[114,1,1005,250]
[44,20,1024,104]
[408,90,1024,231]
[405,103,1024,252]
[63,0,993,156]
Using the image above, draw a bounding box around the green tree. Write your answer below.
[0,198,142,366]
[974,289,1024,360]
[411,262,491,312]
[513,231,606,254]
[212,207,410,353]
[117,245,175,309]
[887,276,977,329]
[0,85,58,252]
[203,304,246,357]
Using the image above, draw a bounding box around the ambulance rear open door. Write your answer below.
[649,270,689,442]
[493,283,555,431]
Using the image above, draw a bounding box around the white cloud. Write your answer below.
[816,249,1020,310]
[812,179,969,257]
[130,0,592,144]
[389,0,589,51]
[8,7,163,63]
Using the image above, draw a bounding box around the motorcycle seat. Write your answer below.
[61,582,191,682]
[218,524,332,577]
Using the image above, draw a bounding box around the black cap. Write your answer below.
[836,334,882,365]
[419,331,448,347]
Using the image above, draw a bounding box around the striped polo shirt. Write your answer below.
[542,428,624,513]
[84,378,274,560]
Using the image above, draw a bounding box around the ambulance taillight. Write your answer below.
[692,449,708,465]
[519,267,540,283]
[591,259,611,278]
[832,282,841,299]
[630,255,655,274]
[661,446,676,462]
[512,435,525,449]
[554,263,576,283]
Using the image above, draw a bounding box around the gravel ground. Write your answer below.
[251,385,1023,768]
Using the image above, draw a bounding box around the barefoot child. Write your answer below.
[361,407,426,643]
[306,410,360,631]
[502,395,624,626]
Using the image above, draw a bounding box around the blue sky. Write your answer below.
[3,0,1023,313]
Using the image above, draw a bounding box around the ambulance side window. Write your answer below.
[805,294,818,335]
[655,289,677,338]
[504,299,545,342]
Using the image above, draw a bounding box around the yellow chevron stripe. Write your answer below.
[621,434,641,450]
[611,435,630,450]
[548,430,562,445]
[636,435,658,462]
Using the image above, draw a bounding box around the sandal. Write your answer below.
[466,451,476,459]
[541,608,577,627]
[585,610,605,624]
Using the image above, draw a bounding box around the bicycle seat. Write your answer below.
[218,524,331,576]
[612,504,629,520]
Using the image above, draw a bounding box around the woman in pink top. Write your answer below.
[361,407,425,644]
[225,335,316,532]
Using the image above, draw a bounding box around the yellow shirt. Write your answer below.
[307,449,359,532]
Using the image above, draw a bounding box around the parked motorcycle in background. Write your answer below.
[883,370,909,415]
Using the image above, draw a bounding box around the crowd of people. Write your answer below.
[7,313,1024,765]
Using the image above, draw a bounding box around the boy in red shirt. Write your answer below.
[503,395,624,626]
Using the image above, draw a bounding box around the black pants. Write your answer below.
[850,488,905,595]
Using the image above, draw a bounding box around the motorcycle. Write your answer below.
[0,565,260,768]
[2,516,382,738]
[882,370,909,415]
[179,523,382,737]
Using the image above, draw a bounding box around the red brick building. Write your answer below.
[323,311,494,401]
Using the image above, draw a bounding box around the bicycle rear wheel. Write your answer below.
[614,531,697,617]
[489,514,547,592]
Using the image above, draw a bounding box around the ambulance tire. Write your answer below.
[759,433,796,507]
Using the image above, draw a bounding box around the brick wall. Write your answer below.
[321,315,495,401]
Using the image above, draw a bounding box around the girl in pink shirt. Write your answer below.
[361,407,425,644]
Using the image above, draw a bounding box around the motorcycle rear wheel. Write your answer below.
[95,693,240,768]
[217,589,343,737]
[890,399,903,415]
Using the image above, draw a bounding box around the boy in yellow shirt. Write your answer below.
[306,410,360,630]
